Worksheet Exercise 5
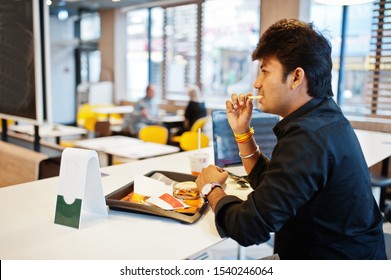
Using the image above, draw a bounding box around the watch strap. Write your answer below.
[202,182,222,200]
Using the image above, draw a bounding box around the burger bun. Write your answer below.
[173,181,200,200]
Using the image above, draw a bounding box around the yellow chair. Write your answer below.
[190,116,209,132]
[179,131,209,151]
[60,104,99,147]
[83,115,98,132]
[102,124,169,166]
[76,103,95,128]
[61,103,122,147]
[171,116,209,143]
[76,103,122,128]
[0,119,15,131]
[138,125,169,144]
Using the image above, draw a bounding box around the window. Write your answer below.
[367,0,391,117]
[340,3,373,116]
[124,0,260,104]
[126,7,165,100]
[163,3,199,100]
[78,11,101,84]
[79,50,101,83]
[202,0,260,104]
[126,9,151,100]
[80,12,100,41]
[309,1,375,117]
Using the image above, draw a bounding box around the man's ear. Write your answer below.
[291,67,305,90]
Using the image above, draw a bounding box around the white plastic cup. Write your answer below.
[189,153,209,176]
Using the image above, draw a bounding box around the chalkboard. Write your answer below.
[0,0,51,124]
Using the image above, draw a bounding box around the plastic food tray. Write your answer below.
[105,170,210,224]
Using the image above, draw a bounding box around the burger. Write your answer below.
[173,181,200,200]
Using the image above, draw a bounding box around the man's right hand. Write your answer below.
[225,93,254,134]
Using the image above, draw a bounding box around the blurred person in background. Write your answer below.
[121,84,158,136]
[184,85,207,131]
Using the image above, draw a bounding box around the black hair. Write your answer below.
[252,19,333,98]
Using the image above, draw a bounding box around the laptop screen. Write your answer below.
[212,109,279,167]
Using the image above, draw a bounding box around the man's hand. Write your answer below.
[195,165,228,192]
[225,93,254,134]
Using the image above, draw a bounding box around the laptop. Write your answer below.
[211,109,279,176]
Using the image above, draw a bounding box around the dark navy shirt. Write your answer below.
[184,100,207,129]
[214,97,387,259]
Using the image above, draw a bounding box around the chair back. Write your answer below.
[138,125,169,144]
[179,131,209,151]
[190,116,209,132]
[83,116,98,132]
[95,121,112,137]
[0,119,15,130]
[76,104,95,127]
[77,103,122,129]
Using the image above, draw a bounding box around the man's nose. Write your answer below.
[254,77,262,89]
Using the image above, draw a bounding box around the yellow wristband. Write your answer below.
[234,127,254,143]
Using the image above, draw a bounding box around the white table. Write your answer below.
[354,129,391,168]
[355,129,391,208]
[75,135,180,165]
[9,124,88,144]
[0,148,251,260]
[160,115,185,123]
[1,130,391,260]
[152,115,185,140]
[92,105,134,115]
[148,115,185,124]
[92,106,134,127]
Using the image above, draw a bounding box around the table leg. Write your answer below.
[108,154,113,166]
[1,119,8,142]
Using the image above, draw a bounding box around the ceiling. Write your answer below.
[50,0,158,10]
[48,0,160,16]
[49,0,191,13]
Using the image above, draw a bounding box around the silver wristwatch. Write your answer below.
[201,182,222,199]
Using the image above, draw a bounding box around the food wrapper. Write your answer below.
[146,193,189,210]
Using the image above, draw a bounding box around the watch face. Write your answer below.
[202,184,212,196]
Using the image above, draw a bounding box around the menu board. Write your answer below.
[0,0,50,124]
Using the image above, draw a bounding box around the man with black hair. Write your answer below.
[195,19,387,259]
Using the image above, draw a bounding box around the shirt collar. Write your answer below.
[273,97,328,137]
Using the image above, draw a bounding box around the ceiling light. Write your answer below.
[314,0,375,5]
[58,9,69,21]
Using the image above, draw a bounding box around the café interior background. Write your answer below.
[47,0,389,129]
